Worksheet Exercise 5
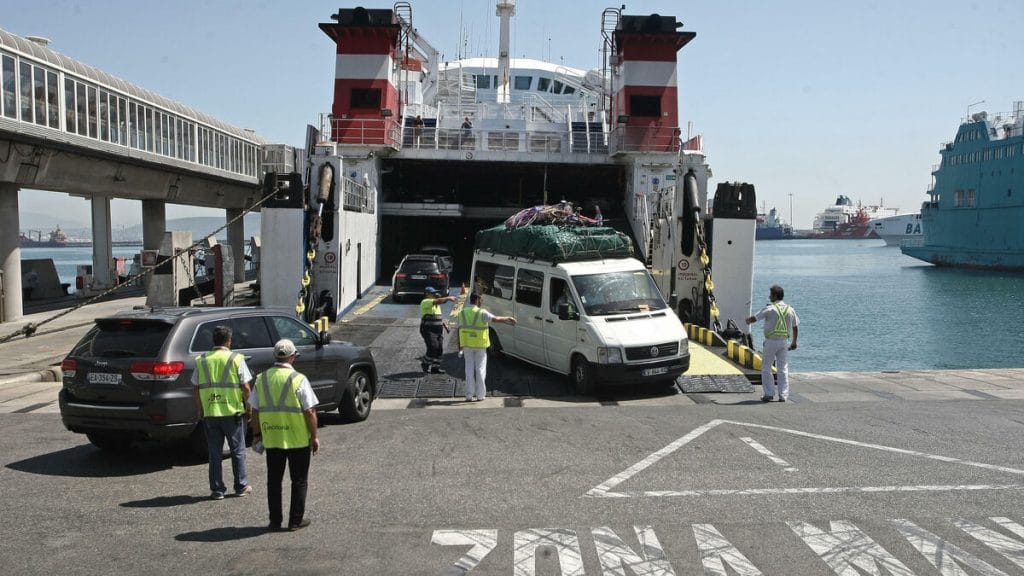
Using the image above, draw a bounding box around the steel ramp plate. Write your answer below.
[677,374,753,394]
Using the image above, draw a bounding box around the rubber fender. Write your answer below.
[680,170,700,256]
[318,163,336,242]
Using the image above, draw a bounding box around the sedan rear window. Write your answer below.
[70,320,172,358]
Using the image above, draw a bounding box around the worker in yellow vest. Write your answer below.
[459,292,516,401]
[249,339,320,532]
[420,287,456,373]
[746,284,800,402]
[192,325,253,500]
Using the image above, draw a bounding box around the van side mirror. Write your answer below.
[557,302,578,321]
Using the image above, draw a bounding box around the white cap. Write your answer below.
[273,338,297,359]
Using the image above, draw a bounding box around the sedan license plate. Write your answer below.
[87,372,123,385]
[411,274,427,280]
[641,366,669,377]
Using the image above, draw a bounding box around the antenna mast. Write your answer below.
[495,0,515,103]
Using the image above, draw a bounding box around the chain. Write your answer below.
[0,184,283,344]
[693,220,723,333]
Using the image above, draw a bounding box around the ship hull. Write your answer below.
[755,227,789,240]
[901,244,1024,272]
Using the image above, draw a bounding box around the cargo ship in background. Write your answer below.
[755,206,793,240]
[19,227,88,248]
[902,102,1024,271]
[870,212,923,246]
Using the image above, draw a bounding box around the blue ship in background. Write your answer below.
[902,101,1024,271]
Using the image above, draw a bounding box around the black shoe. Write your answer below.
[430,367,445,374]
[288,519,311,531]
[778,397,787,402]
[420,362,429,372]
[760,396,772,402]
[267,522,282,532]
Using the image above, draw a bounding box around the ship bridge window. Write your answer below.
[475,74,491,89]
[514,75,532,90]
[350,88,381,109]
[629,95,662,117]
[553,80,564,94]
[563,85,575,95]
[537,77,551,92]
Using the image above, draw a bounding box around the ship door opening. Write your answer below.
[377,159,628,285]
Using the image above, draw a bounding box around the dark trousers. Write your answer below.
[266,445,311,526]
[420,320,444,364]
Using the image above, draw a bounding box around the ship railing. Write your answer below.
[609,125,682,155]
[319,116,402,149]
[341,175,375,214]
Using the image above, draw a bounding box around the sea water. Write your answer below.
[21,245,143,290]
[750,238,1024,372]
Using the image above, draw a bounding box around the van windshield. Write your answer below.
[571,271,667,316]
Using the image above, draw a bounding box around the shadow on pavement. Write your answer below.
[175,526,268,542]
[6,443,194,477]
[121,495,208,508]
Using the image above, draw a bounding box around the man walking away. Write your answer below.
[192,325,253,500]
[420,287,456,373]
[458,293,516,401]
[250,339,320,531]
[746,285,799,402]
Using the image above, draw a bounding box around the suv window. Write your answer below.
[400,259,440,274]
[191,316,274,352]
[70,320,172,358]
[269,316,318,347]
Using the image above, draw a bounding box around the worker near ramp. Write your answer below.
[420,287,457,373]
[458,292,516,401]
[746,284,800,402]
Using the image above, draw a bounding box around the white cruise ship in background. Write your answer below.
[870,213,923,246]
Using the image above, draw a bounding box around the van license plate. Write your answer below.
[411,275,427,280]
[642,367,669,377]
[87,372,123,385]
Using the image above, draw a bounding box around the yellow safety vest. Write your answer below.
[767,304,791,339]
[255,367,310,449]
[420,298,441,317]
[196,349,244,417]
[459,305,490,349]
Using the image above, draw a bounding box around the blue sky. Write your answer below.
[8,0,1024,228]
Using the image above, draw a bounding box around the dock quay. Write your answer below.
[2,284,1021,411]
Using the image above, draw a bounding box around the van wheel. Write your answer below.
[488,328,504,358]
[339,369,373,423]
[86,432,131,452]
[572,355,594,396]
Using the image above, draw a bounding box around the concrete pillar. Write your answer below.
[90,196,114,289]
[0,183,23,321]
[141,200,165,290]
[226,208,246,283]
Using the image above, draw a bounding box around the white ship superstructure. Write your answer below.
[870,213,923,246]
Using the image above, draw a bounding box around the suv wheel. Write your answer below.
[339,370,373,423]
[86,432,131,452]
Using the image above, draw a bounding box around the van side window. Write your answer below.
[549,278,575,314]
[473,261,513,300]
[515,268,543,308]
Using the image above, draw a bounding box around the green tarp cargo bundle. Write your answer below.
[474,224,635,262]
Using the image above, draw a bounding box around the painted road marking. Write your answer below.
[348,291,389,317]
[432,518,1024,575]
[740,436,797,472]
[586,419,1024,498]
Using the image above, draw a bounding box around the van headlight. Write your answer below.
[679,339,688,355]
[597,347,623,364]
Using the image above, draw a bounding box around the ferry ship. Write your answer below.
[257,2,759,335]
[811,195,887,239]
[870,212,922,246]
[902,102,1024,271]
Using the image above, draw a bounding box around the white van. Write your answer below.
[470,252,690,393]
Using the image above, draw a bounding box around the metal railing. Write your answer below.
[609,125,681,154]
[319,116,402,148]
[342,175,374,213]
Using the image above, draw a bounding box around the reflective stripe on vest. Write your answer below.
[458,305,490,349]
[767,304,791,339]
[196,350,244,417]
[420,298,441,318]
[256,368,309,449]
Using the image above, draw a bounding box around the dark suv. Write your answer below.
[391,254,449,302]
[59,306,377,455]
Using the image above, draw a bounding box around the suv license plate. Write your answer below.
[411,274,427,280]
[87,372,123,385]
[642,367,669,377]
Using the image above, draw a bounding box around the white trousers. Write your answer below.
[464,348,488,399]
[761,338,790,399]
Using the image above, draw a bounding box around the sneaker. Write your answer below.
[210,492,225,500]
[235,485,253,497]
[288,519,311,531]
[760,396,772,402]
[465,397,474,402]
[430,367,445,374]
